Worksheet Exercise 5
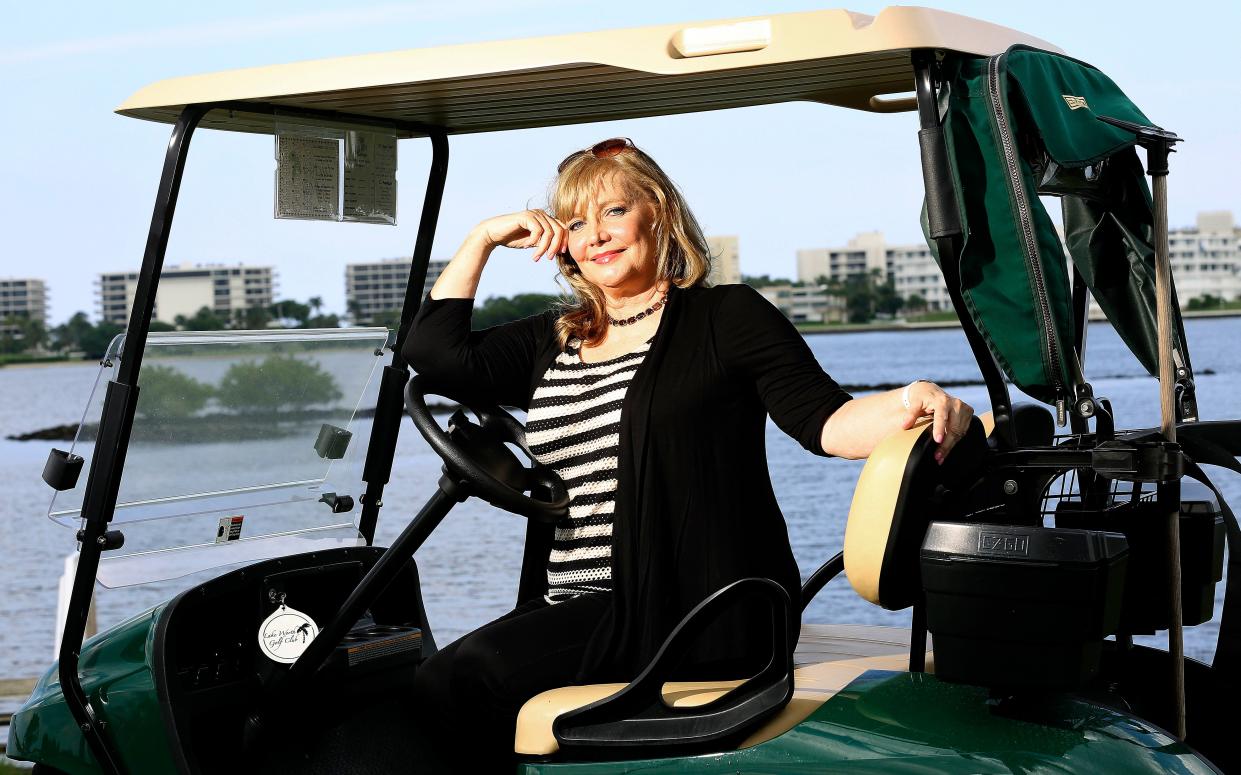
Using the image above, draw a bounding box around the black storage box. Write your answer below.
[920,522,1128,692]
[1056,480,1225,632]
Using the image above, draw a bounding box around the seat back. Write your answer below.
[844,415,989,610]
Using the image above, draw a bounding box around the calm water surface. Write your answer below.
[1,318,1238,692]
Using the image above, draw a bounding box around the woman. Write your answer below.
[404,138,973,766]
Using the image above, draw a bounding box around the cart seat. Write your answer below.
[514,624,932,756]
[844,413,991,610]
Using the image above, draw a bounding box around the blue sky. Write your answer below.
[4,0,1239,323]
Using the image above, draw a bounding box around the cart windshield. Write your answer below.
[50,327,388,587]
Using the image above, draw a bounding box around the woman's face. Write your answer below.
[564,174,660,296]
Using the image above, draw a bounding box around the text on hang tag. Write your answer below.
[257,602,320,664]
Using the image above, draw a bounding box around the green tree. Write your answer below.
[369,308,403,330]
[174,306,227,331]
[472,294,561,329]
[229,306,272,330]
[0,316,46,353]
[217,355,342,413]
[742,274,795,289]
[80,322,125,359]
[150,320,177,332]
[49,313,124,358]
[305,313,342,329]
[52,312,96,351]
[269,299,311,327]
[905,294,927,314]
[136,365,214,419]
[844,273,875,323]
[1187,294,1221,311]
[872,270,903,318]
[0,318,21,354]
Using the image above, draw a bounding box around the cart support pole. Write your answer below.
[358,131,449,545]
[1097,115,1187,739]
[1151,147,1187,741]
[57,104,208,775]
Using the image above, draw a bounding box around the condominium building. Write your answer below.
[798,210,1241,316]
[0,277,49,337]
[889,243,952,312]
[1168,211,1241,303]
[796,231,892,286]
[345,258,448,324]
[798,231,949,311]
[756,284,846,324]
[706,235,741,286]
[98,263,276,326]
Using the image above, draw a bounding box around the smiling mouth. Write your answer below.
[590,249,625,264]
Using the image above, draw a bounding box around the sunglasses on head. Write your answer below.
[556,137,637,173]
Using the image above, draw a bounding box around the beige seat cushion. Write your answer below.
[844,411,994,607]
[514,624,932,756]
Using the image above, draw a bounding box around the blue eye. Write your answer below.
[568,221,584,231]
[607,206,626,216]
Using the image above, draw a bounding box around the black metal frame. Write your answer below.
[56,105,208,775]
[357,132,450,544]
[55,101,449,773]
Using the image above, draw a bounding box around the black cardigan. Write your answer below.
[403,283,851,680]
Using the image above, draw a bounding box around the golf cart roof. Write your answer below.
[115,6,1058,137]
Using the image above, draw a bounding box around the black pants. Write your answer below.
[412,593,611,773]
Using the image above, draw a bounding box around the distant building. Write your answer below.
[796,231,891,285]
[706,235,741,285]
[756,283,845,324]
[798,231,949,312]
[0,277,49,337]
[98,263,276,326]
[799,210,1241,318]
[890,243,952,312]
[1168,211,1241,303]
[345,258,448,324]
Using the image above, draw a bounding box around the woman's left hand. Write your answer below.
[900,381,974,464]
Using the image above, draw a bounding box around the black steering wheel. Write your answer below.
[404,375,569,523]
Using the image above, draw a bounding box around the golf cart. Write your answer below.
[8,6,1240,773]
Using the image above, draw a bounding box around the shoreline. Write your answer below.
[796,308,1241,336]
[3,311,1238,365]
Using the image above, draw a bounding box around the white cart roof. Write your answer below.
[116,7,1057,137]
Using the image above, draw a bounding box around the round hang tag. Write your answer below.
[257,605,320,664]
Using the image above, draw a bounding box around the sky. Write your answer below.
[3,0,1239,324]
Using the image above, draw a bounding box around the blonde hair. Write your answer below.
[548,142,712,348]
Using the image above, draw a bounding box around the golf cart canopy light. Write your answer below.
[671,20,771,58]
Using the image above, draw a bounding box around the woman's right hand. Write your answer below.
[473,210,569,262]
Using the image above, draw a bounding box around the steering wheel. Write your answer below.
[404,375,569,523]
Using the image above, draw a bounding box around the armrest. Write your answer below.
[552,577,794,757]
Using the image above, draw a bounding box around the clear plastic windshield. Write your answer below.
[49,327,389,587]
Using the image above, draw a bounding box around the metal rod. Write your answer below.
[909,601,927,673]
[393,131,451,363]
[115,105,210,386]
[358,131,449,544]
[1152,168,1187,740]
[57,104,207,775]
[799,551,843,612]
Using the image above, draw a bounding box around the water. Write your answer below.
[1,318,1238,692]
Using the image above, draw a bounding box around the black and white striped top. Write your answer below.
[526,337,651,603]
